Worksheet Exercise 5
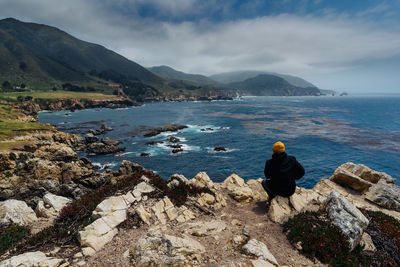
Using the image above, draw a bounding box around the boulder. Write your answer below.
[365,183,400,211]
[184,220,227,236]
[289,187,321,212]
[132,230,205,266]
[242,239,278,266]
[136,205,151,225]
[330,169,372,192]
[222,174,254,202]
[268,196,292,224]
[251,259,275,267]
[324,191,369,250]
[36,193,72,218]
[118,160,143,176]
[0,153,14,171]
[79,216,120,252]
[132,182,155,200]
[336,162,395,184]
[93,195,128,217]
[0,199,38,227]
[85,133,99,143]
[190,172,215,189]
[0,251,63,267]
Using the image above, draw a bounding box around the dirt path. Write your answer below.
[82,189,318,267]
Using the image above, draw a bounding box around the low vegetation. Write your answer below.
[0,104,53,141]
[0,225,30,256]
[0,90,119,102]
[284,210,400,266]
[4,167,213,257]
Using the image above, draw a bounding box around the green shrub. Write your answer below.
[283,211,371,266]
[0,225,29,255]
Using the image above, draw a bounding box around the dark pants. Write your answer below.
[262,179,276,200]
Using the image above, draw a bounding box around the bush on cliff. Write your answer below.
[284,210,400,266]
[0,225,29,255]
[283,211,370,266]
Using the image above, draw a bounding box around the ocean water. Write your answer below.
[39,95,400,188]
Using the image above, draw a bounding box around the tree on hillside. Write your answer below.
[2,81,12,90]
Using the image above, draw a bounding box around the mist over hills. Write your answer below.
[0,18,321,98]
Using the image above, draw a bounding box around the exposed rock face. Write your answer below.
[0,251,63,267]
[242,239,278,266]
[143,124,188,137]
[365,183,400,212]
[222,174,254,202]
[36,193,72,219]
[0,199,38,227]
[132,230,206,267]
[330,169,372,192]
[324,191,369,250]
[34,143,78,162]
[337,162,395,184]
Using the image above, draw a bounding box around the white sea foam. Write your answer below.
[92,162,117,170]
[115,152,134,157]
[205,147,239,153]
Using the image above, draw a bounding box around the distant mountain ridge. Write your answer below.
[148,65,218,86]
[226,74,320,96]
[209,70,317,88]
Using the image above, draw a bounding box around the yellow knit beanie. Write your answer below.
[272,141,285,153]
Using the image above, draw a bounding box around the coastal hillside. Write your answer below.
[148,65,219,86]
[0,18,162,90]
[226,74,321,96]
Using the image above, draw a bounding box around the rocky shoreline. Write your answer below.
[0,100,400,266]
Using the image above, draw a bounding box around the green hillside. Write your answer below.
[209,70,317,88]
[0,18,162,91]
[227,74,320,96]
[148,65,218,86]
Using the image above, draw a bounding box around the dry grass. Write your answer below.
[0,90,119,101]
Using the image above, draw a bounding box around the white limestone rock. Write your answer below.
[184,220,227,236]
[242,239,278,266]
[0,251,63,267]
[365,183,400,212]
[132,230,205,267]
[36,193,71,218]
[0,199,38,227]
[324,191,369,250]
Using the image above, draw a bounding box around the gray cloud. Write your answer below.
[1,0,400,92]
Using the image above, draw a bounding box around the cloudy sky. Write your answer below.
[1,0,400,93]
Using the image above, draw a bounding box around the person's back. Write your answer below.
[262,141,305,198]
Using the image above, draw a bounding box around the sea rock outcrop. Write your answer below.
[86,138,125,155]
[143,124,188,137]
[324,191,369,250]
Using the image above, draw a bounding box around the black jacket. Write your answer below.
[264,152,305,197]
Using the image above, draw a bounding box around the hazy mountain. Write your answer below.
[148,65,218,86]
[227,74,320,96]
[0,18,162,89]
[209,70,316,88]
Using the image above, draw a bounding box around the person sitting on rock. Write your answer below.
[262,141,305,200]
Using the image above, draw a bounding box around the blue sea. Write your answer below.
[39,95,400,188]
